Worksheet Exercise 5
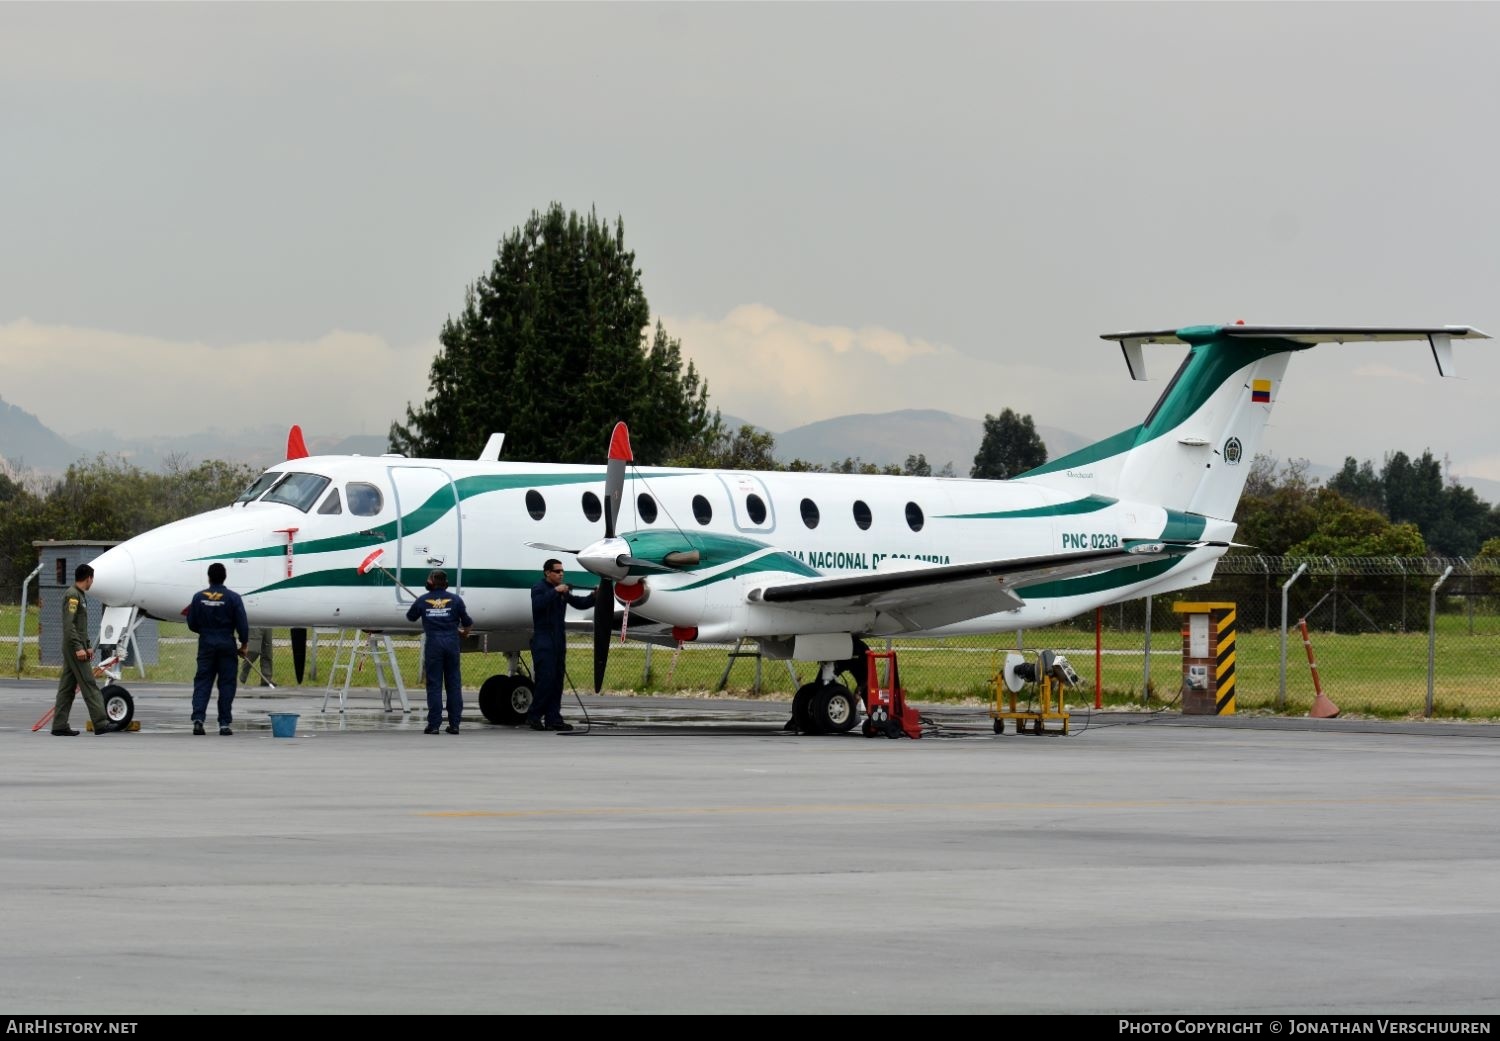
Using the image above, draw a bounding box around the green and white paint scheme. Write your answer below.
[89,324,1485,669]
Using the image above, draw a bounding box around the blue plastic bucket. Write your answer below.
[269,712,300,739]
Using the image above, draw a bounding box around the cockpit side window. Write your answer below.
[347,482,384,517]
[262,472,332,513]
[317,488,343,515]
[235,472,282,505]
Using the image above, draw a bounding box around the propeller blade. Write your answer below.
[593,578,614,693]
[291,627,307,684]
[604,421,632,539]
[525,541,581,554]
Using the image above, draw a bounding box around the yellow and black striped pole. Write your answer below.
[1213,604,1236,715]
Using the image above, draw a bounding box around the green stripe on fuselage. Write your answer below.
[938,494,1117,521]
[1018,555,1184,599]
[248,566,600,597]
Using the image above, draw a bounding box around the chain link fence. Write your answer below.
[8,555,1499,719]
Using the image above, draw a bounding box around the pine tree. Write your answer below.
[970,408,1048,480]
[390,205,716,464]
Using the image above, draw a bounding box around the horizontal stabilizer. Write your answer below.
[1104,325,1488,380]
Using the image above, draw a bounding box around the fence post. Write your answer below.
[1397,557,1407,634]
[1279,562,1308,710]
[1094,608,1102,709]
[1428,565,1453,718]
[1142,594,1153,706]
[16,562,42,677]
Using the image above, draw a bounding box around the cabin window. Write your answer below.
[905,502,925,532]
[692,494,713,525]
[746,493,767,525]
[235,471,281,504]
[582,491,602,523]
[525,490,546,521]
[347,483,383,516]
[55,558,67,585]
[800,498,820,529]
[637,493,658,524]
[317,489,343,515]
[262,472,332,513]
[853,499,872,531]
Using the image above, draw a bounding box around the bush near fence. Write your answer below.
[5,556,1498,719]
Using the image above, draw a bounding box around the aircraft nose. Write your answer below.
[89,544,137,605]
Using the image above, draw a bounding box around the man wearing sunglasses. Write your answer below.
[528,559,598,731]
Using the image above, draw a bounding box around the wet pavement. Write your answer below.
[4,676,1499,1014]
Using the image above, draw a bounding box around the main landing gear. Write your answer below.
[786,640,867,735]
[478,653,535,726]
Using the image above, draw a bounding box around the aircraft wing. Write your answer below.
[752,544,1203,633]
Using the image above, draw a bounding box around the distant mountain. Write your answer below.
[60,427,395,473]
[327,434,392,457]
[769,408,1089,473]
[0,396,83,471]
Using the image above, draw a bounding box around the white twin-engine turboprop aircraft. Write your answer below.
[88,323,1486,732]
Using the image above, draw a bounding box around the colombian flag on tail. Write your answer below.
[1251,379,1272,403]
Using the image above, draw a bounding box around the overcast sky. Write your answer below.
[3,2,1498,478]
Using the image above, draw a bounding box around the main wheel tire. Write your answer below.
[791,683,823,734]
[506,676,535,723]
[100,684,134,730]
[478,675,533,725]
[812,682,860,734]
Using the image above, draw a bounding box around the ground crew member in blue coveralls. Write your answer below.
[528,558,597,732]
[185,562,248,736]
[406,569,473,734]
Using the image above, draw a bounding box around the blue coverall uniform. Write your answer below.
[406,587,474,731]
[186,584,249,728]
[529,579,597,727]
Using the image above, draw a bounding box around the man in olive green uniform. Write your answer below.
[52,563,119,736]
[239,627,273,686]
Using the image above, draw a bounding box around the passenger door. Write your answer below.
[387,466,462,603]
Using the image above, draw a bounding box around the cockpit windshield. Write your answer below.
[235,471,282,505]
[261,472,333,513]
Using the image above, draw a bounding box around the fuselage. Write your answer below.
[87,454,1231,646]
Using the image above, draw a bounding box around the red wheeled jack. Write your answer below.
[862,650,922,739]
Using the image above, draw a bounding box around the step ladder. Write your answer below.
[322,630,410,714]
[715,637,800,694]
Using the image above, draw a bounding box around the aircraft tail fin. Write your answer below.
[1019,325,1488,518]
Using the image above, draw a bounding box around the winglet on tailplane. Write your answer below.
[1021,324,1489,518]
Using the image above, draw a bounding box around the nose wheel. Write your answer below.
[101,684,135,730]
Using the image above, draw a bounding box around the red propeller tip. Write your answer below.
[608,422,633,462]
[287,424,309,460]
